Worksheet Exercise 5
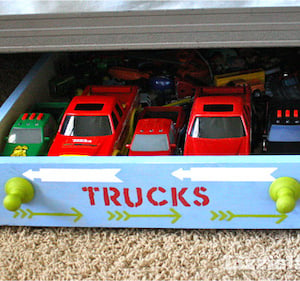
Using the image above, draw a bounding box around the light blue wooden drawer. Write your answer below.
[0,54,299,229]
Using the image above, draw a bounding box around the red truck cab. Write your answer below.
[126,118,177,156]
[48,85,139,156]
[126,106,186,156]
[184,86,251,155]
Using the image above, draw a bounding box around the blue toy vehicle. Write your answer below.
[263,99,300,154]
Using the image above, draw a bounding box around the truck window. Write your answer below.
[203,104,233,112]
[75,104,104,111]
[115,104,123,117]
[8,128,42,144]
[169,124,176,144]
[190,117,245,139]
[61,115,112,136]
[131,134,169,151]
[111,112,119,129]
[268,125,300,142]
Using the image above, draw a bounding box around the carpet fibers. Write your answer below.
[0,227,300,280]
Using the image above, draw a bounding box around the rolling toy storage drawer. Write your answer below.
[1,2,300,229]
[1,51,300,230]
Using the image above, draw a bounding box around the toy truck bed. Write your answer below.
[29,102,69,123]
[81,85,138,109]
[138,106,186,131]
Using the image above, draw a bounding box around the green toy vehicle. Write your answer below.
[3,102,68,156]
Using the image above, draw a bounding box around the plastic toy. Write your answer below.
[139,92,152,107]
[126,118,177,156]
[127,106,186,155]
[176,50,210,82]
[184,86,251,155]
[2,102,68,156]
[214,69,265,96]
[125,106,187,155]
[108,66,150,81]
[3,108,62,156]
[266,72,300,100]
[149,76,174,92]
[262,99,300,154]
[138,106,186,131]
[175,79,198,98]
[149,75,175,105]
[207,48,250,74]
[48,85,139,156]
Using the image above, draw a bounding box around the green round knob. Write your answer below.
[269,177,300,213]
[3,177,34,211]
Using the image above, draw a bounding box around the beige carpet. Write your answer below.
[0,227,299,280]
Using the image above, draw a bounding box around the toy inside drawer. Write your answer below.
[1,49,300,229]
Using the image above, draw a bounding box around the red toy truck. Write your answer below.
[126,118,177,156]
[126,106,186,156]
[48,85,139,156]
[184,86,251,155]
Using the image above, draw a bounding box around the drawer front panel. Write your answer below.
[0,156,299,229]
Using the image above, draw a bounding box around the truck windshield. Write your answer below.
[8,128,42,144]
[131,134,169,151]
[61,115,112,136]
[268,125,300,142]
[190,117,245,138]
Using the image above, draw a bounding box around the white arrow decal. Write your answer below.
[172,167,277,182]
[23,168,122,183]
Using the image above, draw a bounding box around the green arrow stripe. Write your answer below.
[20,209,27,218]
[230,213,288,224]
[107,208,181,224]
[107,211,115,221]
[115,211,123,221]
[219,211,227,221]
[210,211,218,221]
[13,211,19,219]
[13,207,83,222]
[210,210,288,224]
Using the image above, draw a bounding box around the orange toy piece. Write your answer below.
[177,65,209,80]
[108,66,150,81]
[176,50,210,81]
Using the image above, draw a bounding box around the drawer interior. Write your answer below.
[1,47,300,228]
[1,47,300,157]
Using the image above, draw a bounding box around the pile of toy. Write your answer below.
[3,48,300,156]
